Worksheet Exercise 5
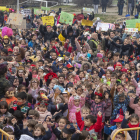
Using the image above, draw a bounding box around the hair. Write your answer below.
[79,130,90,140]
[17,84,26,92]
[129,113,139,122]
[3,126,14,134]
[28,110,40,119]
[107,61,114,67]
[57,116,69,124]
[16,92,27,100]
[76,85,83,91]
[27,119,38,128]
[118,93,125,99]
[113,52,120,57]
[81,106,90,114]
[38,60,44,64]
[58,74,65,79]
[13,110,24,121]
[117,132,125,138]
[99,62,104,67]
[106,69,112,74]
[55,95,65,104]
[0,101,8,113]
[111,73,118,78]
[0,64,7,75]
[85,115,96,124]
[30,78,40,88]
[92,69,99,74]
[34,124,46,136]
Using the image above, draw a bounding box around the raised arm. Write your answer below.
[68,96,75,109]
[129,97,138,109]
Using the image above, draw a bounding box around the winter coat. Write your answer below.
[86,94,111,122]
[68,96,85,123]
[35,107,52,122]
[52,125,80,140]
[101,0,108,6]
[112,95,130,119]
[93,0,99,5]
[136,4,140,13]
[131,78,140,96]
[76,111,102,135]
[105,98,112,117]
[121,118,140,140]
[129,97,140,122]
[88,38,99,53]
[28,87,40,100]
[104,124,117,135]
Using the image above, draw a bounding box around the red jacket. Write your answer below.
[76,111,102,132]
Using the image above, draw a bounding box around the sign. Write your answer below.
[96,22,115,31]
[81,19,93,26]
[34,8,44,15]
[41,16,54,26]
[41,6,50,11]
[116,17,130,23]
[23,9,31,16]
[76,14,84,21]
[11,19,26,29]
[0,6,9,12]
[125,28,138,32]
[7,13,23,25]
[58,33,65,46]
[83,7,94,12]
[59,11,74,25]
[126,19,140,28]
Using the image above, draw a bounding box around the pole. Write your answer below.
[46,1,48,14]
[17,0,19,13]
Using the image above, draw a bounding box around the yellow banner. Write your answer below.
[41,16,54,27]
[81,19,93,26]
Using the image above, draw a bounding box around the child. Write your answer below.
[121,113,140,140]
[28,109,40,120]
[76,109,102,135]
[112,93,130,120]
[35,101,52,122]
[131,77,140,96]
[68,94,85,123]
[113,132,131,140]
[129,97,140,121]
[81,106,90,119]
[12,92,31,114]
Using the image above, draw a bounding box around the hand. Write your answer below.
[11,118,17,125]
[81,95,84,98]
[0,116,4,122]
[43,121,48,130]
[118,88,124,95]
[125,111,131,119]
[9,135,15,140]
[98,111,102,117]
[105,120,111,127]
[76,108,80,112]
[76,130,82,134]
[49,93,54,98]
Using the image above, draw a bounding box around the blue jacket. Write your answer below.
[28,41,34,48]
[104,124,117,135]
[121,118,140,140]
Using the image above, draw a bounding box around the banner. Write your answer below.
[116,17,130,22]
[23,9,31,16]
[41,16,54,26]
[126,19,140,28]
[83,7,94,12]
[7,13,23,25]
[96,22,115,31]
[34,8,44,15]
[41,6,50,11]
[125,28,138,32]
[11,19,26,29]
[59,11,74,25]
[81,19,93,26]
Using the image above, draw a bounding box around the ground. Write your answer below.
[51,5,136,23]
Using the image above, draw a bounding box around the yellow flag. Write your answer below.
[58,33,65,46]
[81,19,93,26]
[41,16,54,27]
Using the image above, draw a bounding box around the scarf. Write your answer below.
[128,122,139,128]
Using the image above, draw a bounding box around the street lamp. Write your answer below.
[17,0,19,13]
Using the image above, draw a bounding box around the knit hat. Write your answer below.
[62,124,76,134]
[113,114,124,122]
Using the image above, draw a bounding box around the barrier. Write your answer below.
[112,127,140,140]
[0,129,10,140]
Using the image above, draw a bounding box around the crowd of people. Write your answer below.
[0,5,140,140]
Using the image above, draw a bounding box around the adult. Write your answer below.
[0,64,10,98]
[93,0,99,14]
[88,33,99,55]
[118,0,125,15]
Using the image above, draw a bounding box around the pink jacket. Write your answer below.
[28,86,40,101]
[131,78,140,96]
[35,107,52,122]
[68,96,85,123]
[129,97,140,121]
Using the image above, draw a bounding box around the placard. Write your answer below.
[81,19,93,26]
[34,8,44,15]
[83,7,94,12]
[59,11,74,25]
[23,9,31,16]
[76,14,84,21]
[41,16,54,26]
[11,19,26,29]
[7,13,23,25]
[125,28,138,32]
[41,6,50,11]
[96,22,115,31]
[126,19,140,28]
